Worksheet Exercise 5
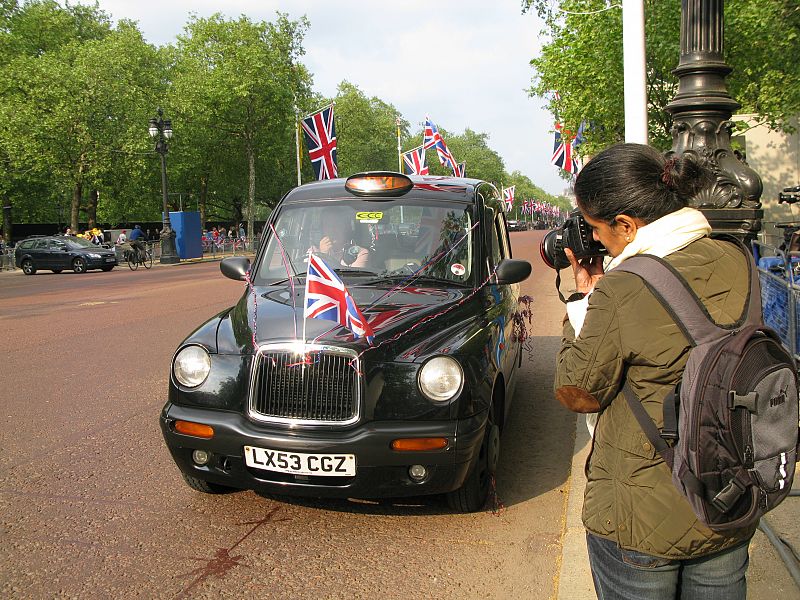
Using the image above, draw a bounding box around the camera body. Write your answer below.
[540,210,607,270]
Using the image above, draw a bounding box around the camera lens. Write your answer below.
[540,229,570,270]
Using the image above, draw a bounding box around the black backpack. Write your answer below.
[615,241,799,531]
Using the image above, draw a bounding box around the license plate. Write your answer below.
[244,445,356,477]
[104,258,115,262]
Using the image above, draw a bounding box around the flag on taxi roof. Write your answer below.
[423,116,459,175]
[301,104,338,180]
[455,162,466,177]
[304,253,374,344]
[502,186,515,211]
[402,146,429,175]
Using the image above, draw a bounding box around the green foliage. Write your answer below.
[332,80,407,176]
[526,0,800,154]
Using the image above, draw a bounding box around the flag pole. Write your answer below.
[396,116,402,172]
[294,101,302,187]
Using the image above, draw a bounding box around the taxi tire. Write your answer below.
[446,407,498,513]
[181,472,234,494]
[21,259,36,275]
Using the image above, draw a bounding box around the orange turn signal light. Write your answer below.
[391,437,448,451]
[174,420,214,439]
[345,172,413,197]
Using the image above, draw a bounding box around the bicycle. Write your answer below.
[126,244,153,271]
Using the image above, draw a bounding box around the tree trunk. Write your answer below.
[247,143,256,246]
[71,179,82,232]
[199,174,208,229]
[87,189,99,228]
[2,197,11,245]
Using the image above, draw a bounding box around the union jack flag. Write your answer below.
[423,116,439,150]
[304,253,374,343]
[302,105,338,180]
[454,162,466,177]
[502,186,515,211]
[423,116,458,174]
[552,123,580,175]
[402,146,429,175]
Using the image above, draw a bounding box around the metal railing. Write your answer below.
[752,241,800,363]
[1,247,15,271]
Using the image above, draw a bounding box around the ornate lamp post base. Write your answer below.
[160,227,180,264]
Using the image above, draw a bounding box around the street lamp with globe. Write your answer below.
[148,108,179,264]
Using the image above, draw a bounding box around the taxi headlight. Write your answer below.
[418,356,463,402]
[173,345,212,388]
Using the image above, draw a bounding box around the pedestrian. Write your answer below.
[238,222,246,240]
[555,143,755,599]
[117,229,127,245]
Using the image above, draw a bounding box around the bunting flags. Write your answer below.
[402,146,429,175]
[304,253,374,343]
[301,104,338,180]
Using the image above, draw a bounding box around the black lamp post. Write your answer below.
[666,0,763,241]
[148,108,180,264]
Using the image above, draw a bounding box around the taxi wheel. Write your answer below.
[181,472,234,494]
[72,257,87,274]
[21,259,36,275]
[447,405,499,512]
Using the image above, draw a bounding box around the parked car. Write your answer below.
[14,235,117,274]
[160,172,532,512]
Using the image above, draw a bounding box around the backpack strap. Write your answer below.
[614,255,727,346]
[622,384,675,469]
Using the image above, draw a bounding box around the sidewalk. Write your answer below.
[557,419,800,599]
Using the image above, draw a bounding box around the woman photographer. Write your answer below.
[555,143,756,599]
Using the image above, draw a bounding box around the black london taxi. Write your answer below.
[160,173,531,511]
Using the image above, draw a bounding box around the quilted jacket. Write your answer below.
[555,237,758,558]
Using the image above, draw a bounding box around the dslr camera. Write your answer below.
[540,210,607,270]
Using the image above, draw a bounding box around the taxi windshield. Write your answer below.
[256,199,474,285]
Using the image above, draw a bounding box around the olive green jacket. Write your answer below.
[555,237,757,558]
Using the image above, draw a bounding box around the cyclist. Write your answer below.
[129,225,147,263]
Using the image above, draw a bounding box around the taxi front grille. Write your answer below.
[249,345,360,425]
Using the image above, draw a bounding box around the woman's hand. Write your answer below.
[319,235,335,254]
[565,248,604,295]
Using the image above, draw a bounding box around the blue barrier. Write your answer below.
[753,241,800,362]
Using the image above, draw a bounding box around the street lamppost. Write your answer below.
[148,107,180,264]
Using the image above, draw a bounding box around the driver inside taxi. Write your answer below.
[312,208,370,268]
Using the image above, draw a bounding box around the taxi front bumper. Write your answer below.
[160,402,487,499]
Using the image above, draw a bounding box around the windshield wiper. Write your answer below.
[268,272,307,286]
[333,267,379,276]
[368,274,466,287]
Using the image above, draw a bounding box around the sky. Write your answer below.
[93,0,570,196]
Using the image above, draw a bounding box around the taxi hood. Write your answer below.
[215,283,480,360]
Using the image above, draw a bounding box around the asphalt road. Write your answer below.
[0,232,578,599]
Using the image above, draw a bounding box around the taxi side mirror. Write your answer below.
[495,259,531,285]
[221,256,251,282]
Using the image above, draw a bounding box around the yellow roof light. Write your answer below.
[345,172,413,198]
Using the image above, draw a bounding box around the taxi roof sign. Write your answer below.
[345,172,413,198]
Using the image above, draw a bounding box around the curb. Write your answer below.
[557,417,596,600]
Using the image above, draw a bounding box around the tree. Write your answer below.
[525,0,800,153]
[170,13,311,240]
[330,81,408,176]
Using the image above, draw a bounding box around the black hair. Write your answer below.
[574,143,712,225]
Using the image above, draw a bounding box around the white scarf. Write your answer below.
[566,207,711,436]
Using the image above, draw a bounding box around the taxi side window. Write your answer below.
[497,213,512,259]
[489,211,503,268]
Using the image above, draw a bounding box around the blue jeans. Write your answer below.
[586,533,749,600]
